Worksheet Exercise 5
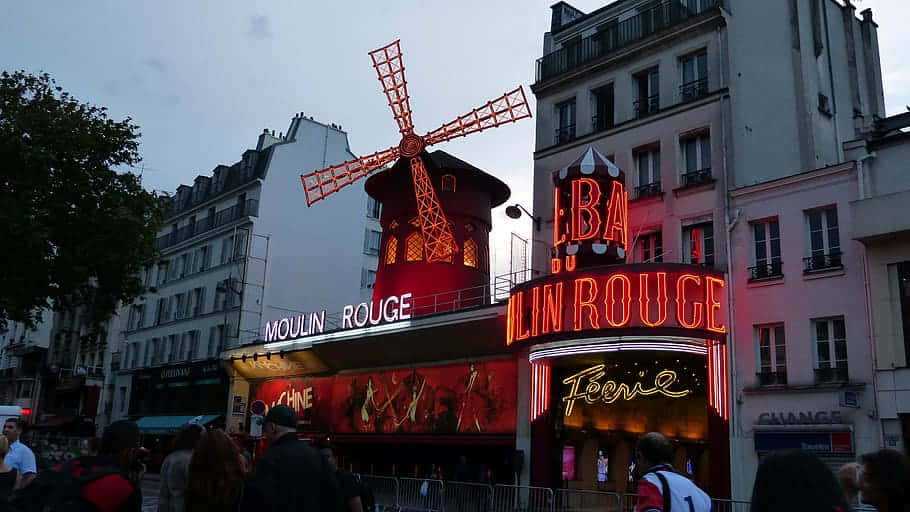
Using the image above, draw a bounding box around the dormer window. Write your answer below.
[385,236,398,265]
[405,232,424,262]
[463,239,478,268]
[441,174,456,193]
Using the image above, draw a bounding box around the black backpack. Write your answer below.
[5,459,125,512]
[352,474,376,512]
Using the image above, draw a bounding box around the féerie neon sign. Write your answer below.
[561,365,691,416]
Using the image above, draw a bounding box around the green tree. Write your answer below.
[0,70,165,334]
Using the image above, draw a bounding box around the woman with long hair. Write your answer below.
[185,429,247,512]
[159,422,204,512]
[751,450,848,512]
[859,449,910,512]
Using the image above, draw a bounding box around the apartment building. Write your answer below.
[0,314,52,419]
[530,0,886,499]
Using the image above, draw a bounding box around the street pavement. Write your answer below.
[141,473,160,512]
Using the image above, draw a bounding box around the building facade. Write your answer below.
[530,0,886,500]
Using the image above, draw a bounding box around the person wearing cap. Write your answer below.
[158,421,204,512]
[240,405,342,512]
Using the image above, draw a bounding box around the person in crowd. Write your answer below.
[0,436,20,493]
[857,449,910,512]
[158,421,204,512]
[185,429,247,512]
[634,432,711,512]
[751,449,848,512]
[82,437,101,457]
[318,440,364,512]
[240,405,341,512]
[837,462,862,508]
[63,420,145,511]
[2,417,36,488]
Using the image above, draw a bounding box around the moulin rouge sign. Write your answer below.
[506,148,727,345]
[264,293,413,343]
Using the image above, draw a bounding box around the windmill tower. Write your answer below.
[300,40,531,310]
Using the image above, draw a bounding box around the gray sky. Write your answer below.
[3,0,908,276]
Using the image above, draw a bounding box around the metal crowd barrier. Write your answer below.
[621,493,638,512]
[554,489,622,512]
[360,474,400,511]
[399,477,445,511]
[710,498,751,512]
[492,484,554,512]
[444,481,493,512]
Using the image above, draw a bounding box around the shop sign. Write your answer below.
[757,410,844,425]
[154,361,221,381]
[561,365,692,416]
[754,431,853,454]
[263,292,413,342]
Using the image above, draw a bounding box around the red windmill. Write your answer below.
[300,40,532,263]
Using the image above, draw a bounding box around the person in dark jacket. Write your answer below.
[240,405,341,512]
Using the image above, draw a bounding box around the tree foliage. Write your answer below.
[0,71,165,334]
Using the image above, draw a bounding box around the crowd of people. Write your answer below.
[0,409,908,511]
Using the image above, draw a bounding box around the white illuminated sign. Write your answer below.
[263,293,412,342]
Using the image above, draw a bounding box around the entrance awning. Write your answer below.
[135,415,220,435]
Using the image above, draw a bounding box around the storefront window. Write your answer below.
[562,445,576,480]
[596,449,609,482]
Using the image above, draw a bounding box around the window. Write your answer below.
[167,257,180,281]
[464,238,478,268]
[592,84,614,132]
[214,282,227,311]
[221,236,233,265]
[638,231,663,263]
[191,287,205,316]
[680,132,712,187]
[364,230,382,256]
[179,253,189,278]
[441,174,456,193]
[130,305,146,330]
[168,334,178,363]
[174,293,186,320]
[208,327,217,358]
[215,325,225,355]
[178,333,187,361]
[367,196,382,219]
[195,245,210,273]
[813,317,848,382]
[385,236,398,265]
[750,220,782,280]
[635,147,661,199]
[233,231,248,261]
[406,232,424,262]
[756,325,787,385]
[562,445,577,481]
[635,68,659,118]
[219,278,241,308]
[805,207,841,272]
[680,51,708,102]
[142,266,153,287]
[144,339,152,366]
[899,263,910,367]
[119,387,127,413]
[131,342,140,368]
[361,268,377,288]
[187,331,199,361]
[683,222,714,266]
[555,99,577,144]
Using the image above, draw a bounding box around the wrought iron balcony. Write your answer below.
[536,0,718,82]
[634,94,660,118]
[757,371,787,386]
[814,366,848,383]
[803,251,843,273]
[680,168,713,188]
[748,261,783,281]
[680,77,709,102]
[635,182,662,199]
[591,114,614,133]
[157,199,259,250]
[554,125,577,145]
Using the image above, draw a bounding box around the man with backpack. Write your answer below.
[634,432,712,512]
[9,420,144,512]
[318,440,375,512]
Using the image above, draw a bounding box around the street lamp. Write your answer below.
[505,204,541,231]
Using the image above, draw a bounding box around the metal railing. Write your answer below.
[814,366,849,383]
[803,251,842,272]
[757,371,787,386]
[156,199,259,250]
[444,481,493,512]
[360,475,400,511]
[633,94,660,118]
[680,168,713,188]
[591,114,614,133]
[680,77,709,102]
[748,261,783,281]
[555,125,577,145]
[635,182,661,200]
[493,484,554,512]
[399,477,444,511]
[555,489,622,512]
[536,0,718,82]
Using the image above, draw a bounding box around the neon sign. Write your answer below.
[561,365,692,416]
[264,292,413,342]
[506,264,726,345]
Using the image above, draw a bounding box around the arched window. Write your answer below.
[405,232,424,262]
[385,236,398,265]
[463,238,478,268]
[441,174,456,192]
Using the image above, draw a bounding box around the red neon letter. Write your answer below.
[554,186,566,248]
[565,255,577,272]
[571,178,602,241]
[573,277,600,331]
[531,286,541,338]
[551,258,562,274]
[506,295,514,345]
[675,274,704,329]
[542,282,564,334]
[705,276,726,333]
[639,272,668,327]
[603,181,628,247]
[516,290,531,341]
[604,273,632,327]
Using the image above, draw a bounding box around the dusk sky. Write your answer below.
[4,0,908,275]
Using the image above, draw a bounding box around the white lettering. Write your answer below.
[310,311,325,334]
[369,300,382,325]
[264,320,280,342]
[384,296,400,322]
[342,305,354,329]
[354,302,369,327]
[289,315,302,338]
[277,318,290,340]
[399,293,413,320]
[263,293,411,340]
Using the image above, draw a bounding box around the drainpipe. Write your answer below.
[855,152,876,200]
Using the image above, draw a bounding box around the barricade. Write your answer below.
[710,498,751,512]
[360,474,400,511]
[399,477,444,511]
[444,481,493,512]
[554,489,622,512]
[492,484,554,512]
[621,493,637,512]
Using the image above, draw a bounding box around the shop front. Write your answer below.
[129,360,227,434]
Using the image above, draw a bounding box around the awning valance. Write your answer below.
[135,414,220,435]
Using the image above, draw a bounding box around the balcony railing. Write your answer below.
[634,94,660,118]
[157,199,259,250]
[591,114,614,133]
[554,125,577,145]
[635,182,662,199]
[536,0,717,82]
[757,371,787,386]
[748,261,783,281]
[814,366,848,383]
[803,251,843,273]
[680,168,713,188]
[680,77,709,102]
